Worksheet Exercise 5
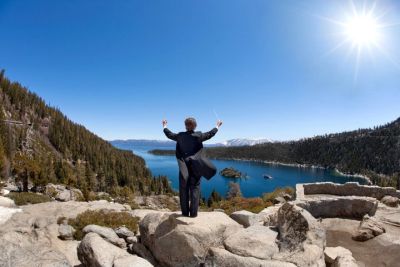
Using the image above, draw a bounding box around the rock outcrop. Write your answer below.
[352,215,385,241]
[296,195,378,219]
[205,247,296,267]
[139,211,242,267]
[83,224,127,248]
[224,225,279,259]
[229,210,262,227]
[324,246,358,267]
[0,196,16,208]
[78,232,152,267]
[380,195,399,207]
[272,203,326,267]
[139,203,326,267]
[45,184,84,202]
[58,223,75,240]
[0,200,132,266]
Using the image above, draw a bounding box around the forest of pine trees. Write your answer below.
[0,70,174,197]
[151,118,400,188]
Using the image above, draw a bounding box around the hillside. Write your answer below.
[151,119,400,188]
[0,70,173,197]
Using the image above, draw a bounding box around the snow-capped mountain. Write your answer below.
[110,138,272,148]
[215,138,272,147]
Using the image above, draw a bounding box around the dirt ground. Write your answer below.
[326,230,400,267]
[322,206,400,267]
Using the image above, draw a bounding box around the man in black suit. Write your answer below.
[162,117,223,217]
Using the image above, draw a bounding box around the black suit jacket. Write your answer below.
[163,127,218,180]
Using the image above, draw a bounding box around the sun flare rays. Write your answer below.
[318,0,400,82]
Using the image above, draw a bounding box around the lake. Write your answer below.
[113,144,368,199]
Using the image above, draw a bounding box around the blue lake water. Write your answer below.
[114,144,367,199]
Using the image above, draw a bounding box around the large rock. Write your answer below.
[77,232,152,267]
[272,203,326,267]
[296,195,378,219]
[114,226,136,239]
[381,195,399,207]
[0,196,16,208]
[205,247,296,267]
[0,230,71,267]
[352,215,385,241]
[139,211,242,267]
[129,209,162,221]
[45,184,83,202]
[324,246,358,267]
[83,224,126,248]
[259,204,282,226]
[230,210,261,227]
[58,223,75,240]
[223,225,279,259]
[0,188,10,196]
[128,242,157,266]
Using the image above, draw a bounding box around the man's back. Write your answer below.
[175,131,204,158]
[163,127,219,159]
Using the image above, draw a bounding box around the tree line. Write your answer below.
[150,118,400,188]
[0,70,174,197]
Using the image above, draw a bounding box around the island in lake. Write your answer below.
[219,167,244,178]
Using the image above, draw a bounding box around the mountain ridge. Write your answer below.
[0,70,173,197]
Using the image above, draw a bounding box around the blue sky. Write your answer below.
[0,0,399,143]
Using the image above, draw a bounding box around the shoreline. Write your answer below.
[208,156,372,184]
[148,150,373,185]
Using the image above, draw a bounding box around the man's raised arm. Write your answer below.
[162,119,178,141]
[200,120,223,142]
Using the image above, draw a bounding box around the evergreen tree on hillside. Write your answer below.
[0,70,174,196]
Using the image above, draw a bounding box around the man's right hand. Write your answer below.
[162,119,168,128]
[216,120,223,128]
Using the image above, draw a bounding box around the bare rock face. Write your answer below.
[83,224,126,248]
[223,225,279,259]
[0,229,71,267]
[139,205,326,267]
[205,247,296,267]
[45,184,83,202]
[128,242,157,266]
[229,210,262,227]
[58,223,75,240]
[324,246,358,267]
[139,211,242,267]
[0,196,16,208]
[352,215,385,241]
[272,203,326,267]
[129,209,162,221]
[380,195,399,207]
[259,204,282,226]
[114,225,136,239]
[77,232,153,267]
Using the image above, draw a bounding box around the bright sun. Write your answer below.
[345,14,380,47]
[318,0,398,81]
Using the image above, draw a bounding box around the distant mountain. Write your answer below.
[110,139,175,149]
[216,138,272,147]
[110,138,272,148]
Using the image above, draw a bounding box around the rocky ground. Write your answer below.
[0,182,399,267]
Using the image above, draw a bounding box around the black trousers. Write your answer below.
[179,163,201,217]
